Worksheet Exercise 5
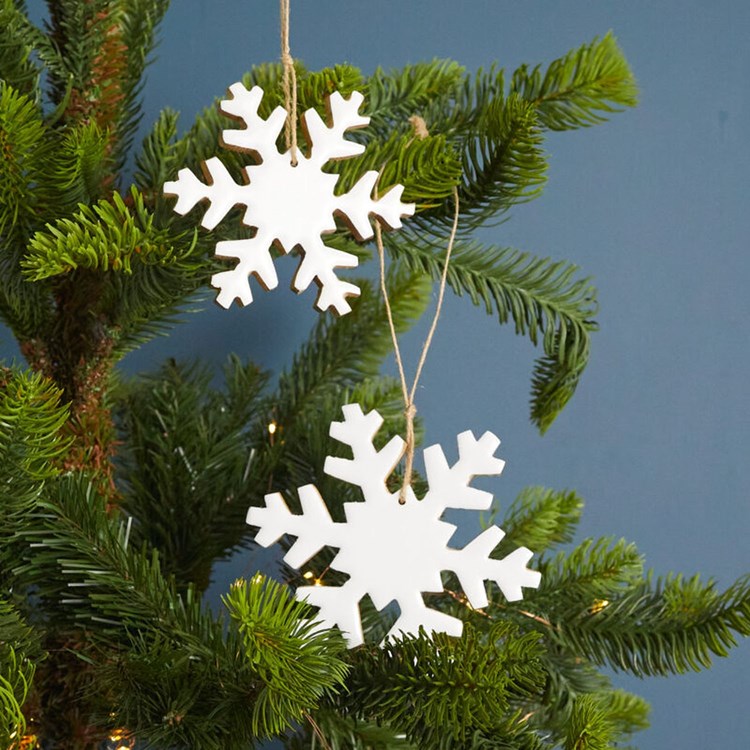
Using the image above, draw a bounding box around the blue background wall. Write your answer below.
[18,1,750,747]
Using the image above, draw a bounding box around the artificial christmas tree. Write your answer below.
[1,2,748,749]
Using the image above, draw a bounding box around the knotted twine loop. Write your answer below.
[374,182,460,504]
[279,0,299,165]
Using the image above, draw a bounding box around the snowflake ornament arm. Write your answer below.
[247,404,541,648]
[246,484,345,569]
[445,527,540,607]
[323,403,406,503]
[164,83,415,314]
[423,430,507,511]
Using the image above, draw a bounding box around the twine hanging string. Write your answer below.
[278,0,458,502]
[374,185,460,504]
[279,0,299,165]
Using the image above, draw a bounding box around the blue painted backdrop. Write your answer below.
[17,1,750,748]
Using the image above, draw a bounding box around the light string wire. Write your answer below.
[374,185,460,503]
[279,0,299,164]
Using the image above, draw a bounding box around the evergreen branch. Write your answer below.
[14,477,347,747]
[134,107,180,196]
[365,60,467,134]
[526,652,610,745]
[434,723,549,750]
[492,487,583,556]
[15,473,224,641]
[369,63,505,153]
[115,0,173,163]
[555,573,750,677]
[330,131,461,208]
[359,43,633,235]
[0,369,69,483]
[117,357,269,590]
[0,596,40,660]
[24,187,192,278]
[240,62,365,120]
[0,369,69,571]
[0,89,111,238]
[511,32,638,131]
[104,244,207,357]
[529,351,588,434]
[0,0,41,95]
[44,0,107,95]
[47,120,112,209]
[0,598,39,747]
[0,259,53,343]
[95,576,346,749]
[345,623,546,747]
[23,186,207,355]
[0,643,34,747]
[0,83,49,239]
[287,707,417,750]
[388,234,596,431]
[535,538,644,608]
[457,93,547,222]
[590,689,649,739]
[563,694,614,750]
[44,0,171,173]
[421,64,506,139]
[9,2,66,96]
[411,93,548,234]
[223,577,349,738]
[525,649,649,748]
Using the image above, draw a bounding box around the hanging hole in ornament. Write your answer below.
[273,128,306,162]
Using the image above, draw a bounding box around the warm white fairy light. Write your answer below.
[108,728,135,750]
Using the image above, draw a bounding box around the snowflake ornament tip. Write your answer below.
[246,403,541,648]
[164,83,415,315]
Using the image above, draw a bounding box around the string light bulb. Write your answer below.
[17,734,39,750]
[107,728,135,750]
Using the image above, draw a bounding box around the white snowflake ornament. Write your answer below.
[164,84,415,314]
[247,404,541,648]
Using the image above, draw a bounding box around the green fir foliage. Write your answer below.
[0,598,39,746]
[117,357,269,589]
[13,474,347,748]
[564,694,615,750]
[389,235,597,431]
[0,4,746,749]
[511,32,639,131]
[0,368,69,531]
[0,83,49,239]
[0,642,34,747]
[223,576,349,738]
[345,623,546,747]
[0,0,41,96]
[25,187,190,278]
